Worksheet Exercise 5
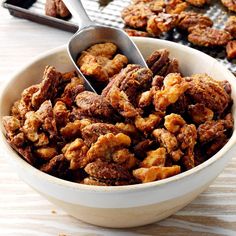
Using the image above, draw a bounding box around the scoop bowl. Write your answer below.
[0,38,236,228]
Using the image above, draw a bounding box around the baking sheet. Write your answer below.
[3,0,236,73]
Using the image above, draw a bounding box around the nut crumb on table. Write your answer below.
[2,44,234,186]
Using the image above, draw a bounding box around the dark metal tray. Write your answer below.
[3,0,236,73]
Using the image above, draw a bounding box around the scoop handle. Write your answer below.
[63,0,94,29]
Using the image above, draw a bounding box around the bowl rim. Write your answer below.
[0,37,236,193]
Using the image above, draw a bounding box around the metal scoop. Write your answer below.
[63,0,147,93]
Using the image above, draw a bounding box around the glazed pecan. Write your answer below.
[60,120,84,140]
[221,0,236,12]
[133,165,181,183]
[177,124,197,169]
[2,116,21,139]
[102,64,153,106]
[81,123,121,146]
[188,103,214,125]
[185,0,208,7]
[186,74,230,115]
[60,77,85,106]
[146,13,178,36]
[76,91,118,121]
[153,73,189,112]
[45,0,71,18]
[146,49,180,77]
[85,159,132,180]
[225,16,236,38]
[165,0,188,14]
[115,122,139,138]
[53,101,69,127]
[226,41,236,59]
[177,11,213,31]
[121,3,154,29]
[107,86,139,118]
[188,26,232,47]
[17,85,39,118]
[198,117,233,143]
[40,154,69,179]
[124,28,150,37]
[133,139,154,159]
[32,66,61,109]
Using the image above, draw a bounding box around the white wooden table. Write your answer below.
[0,5,236,236]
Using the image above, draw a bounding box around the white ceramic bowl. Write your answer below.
[1,38,236,228]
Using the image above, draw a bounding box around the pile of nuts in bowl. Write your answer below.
[2,42,233,186]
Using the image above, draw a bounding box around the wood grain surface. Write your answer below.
[0,5,236,236]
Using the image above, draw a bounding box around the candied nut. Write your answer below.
[62,138,89,170]
[205,134,228,157]
[40,154,69,179]
[2,116,21,138]
[153,73,189,112]
[77,43,128,83]
[76,91,118,120]
[225,16,236,38]
[152,75,164,89]
[185,0,208,7]
[17,146,35,165]
[112,148,138,169]
[60,120,83,139]
[121,3,154,29]
[115,122,139,138]
[81,123,121,146]
[107,86,139,118]
[226,41,236,59]
[178,124,197,150]
[188,103,214,125]
[164,113,186,134]
[36,100,57,138]
[177,11,213,31]
[135,113,162,133]
[188,26,232,47]
[103,64,153,106]
[22,111,41,142]
[9,132,25,148]
[60,77,85,106]
[53,101,69,127]
[168,94,190,116]
[165,0,188,14]
[146,13,178,36]
[198,118,233,143]
[86,133,131,164]
[35,147,58,160]
[141,147,166,167]
[221,0,236,12]
[11,100,21,119]
[61,71,77,83]
[85,159,132,180]
[133,165,181,183]
[83,177,109,186]
[138,90,153,108]
[186,74,230,115]
[18,85,39,118]
[34,133,49,147]
[32,66,61,109]
[153,128,183,161]
[133,139,154,159]
[124,28,150,37]
[45,0,70,18]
